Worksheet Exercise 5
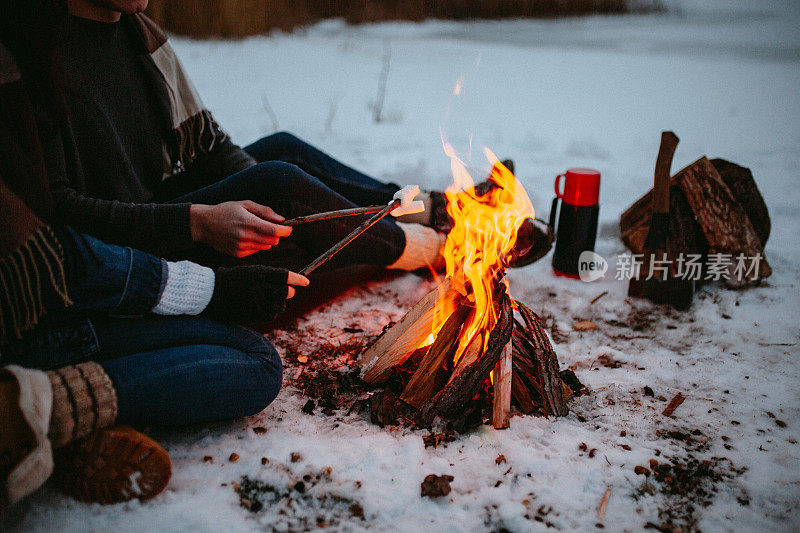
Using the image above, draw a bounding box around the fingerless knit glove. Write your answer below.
[204,266,290,323]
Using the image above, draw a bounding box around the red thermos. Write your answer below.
[549,168,601,278]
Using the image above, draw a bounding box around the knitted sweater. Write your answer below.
[41,14,256,256]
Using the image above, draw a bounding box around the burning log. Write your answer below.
[361,279,456,384]
[359,146,575,430]
[400,303,471,409]
[416,292,513,427]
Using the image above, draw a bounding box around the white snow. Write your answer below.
[3,0,799,531]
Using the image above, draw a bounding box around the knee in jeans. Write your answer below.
[256,160,321,193]
[240,334,284,414]
[256,131,305,160]
[269,131,302,148]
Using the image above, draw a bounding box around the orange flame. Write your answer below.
[437,144,535,364]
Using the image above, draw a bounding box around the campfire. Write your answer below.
[359,147,574,430]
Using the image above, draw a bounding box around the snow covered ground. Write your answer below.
[4,0,799,531]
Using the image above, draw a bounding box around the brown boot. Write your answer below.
[0,365,54,509]
[53,426,171,505]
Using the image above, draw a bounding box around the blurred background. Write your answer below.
[145,0,663,38]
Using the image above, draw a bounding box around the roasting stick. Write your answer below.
[298,185,423,276]
[283,205,388,226]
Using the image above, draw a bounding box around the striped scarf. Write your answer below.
[128,14,232,178]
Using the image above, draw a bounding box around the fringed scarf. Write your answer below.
[0,43,71,346]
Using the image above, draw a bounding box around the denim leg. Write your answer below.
[1,315,282,426]
[169,161,405,269]
[92,316,282,425]
[244,132,401,206]
[55,227,163,317]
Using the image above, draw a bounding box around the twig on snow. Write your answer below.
[372,39,391,123]
[261,93,280,132]
[597,488,611,521]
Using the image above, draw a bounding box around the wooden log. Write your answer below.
[515,302,569,417]
[400,304,471,409]
[416,292,513,426]
[445,330,484,388]
[710,159,770,247]
[676,157,771,285]
[510,366,537,414]
[620,163,708,261]
[360,278,455,384]
[492,341,513,429]
[511,327,545,398]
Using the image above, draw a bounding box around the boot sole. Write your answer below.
[53,427,171,505]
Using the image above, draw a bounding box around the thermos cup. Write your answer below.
[549,168,601,278]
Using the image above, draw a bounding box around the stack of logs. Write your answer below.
[359,278,570,430]
[620,157,771,289]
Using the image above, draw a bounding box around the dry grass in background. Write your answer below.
[145,0,663,38]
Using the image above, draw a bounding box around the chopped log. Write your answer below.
[416,292,513,426]
[492,342,513,429]
[400,304,471,409]
[710,159,770,247]
[676,157,771,285]
[445,329,485,388]
[360,279,455,384]
[510,367,537,414]
[515,302,569,417]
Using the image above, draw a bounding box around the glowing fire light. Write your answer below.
[435,144,535,364]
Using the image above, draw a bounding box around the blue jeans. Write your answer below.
[1,229,282,426]
[167,132,407,271]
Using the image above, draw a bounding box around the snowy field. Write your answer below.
[4,0,799,531]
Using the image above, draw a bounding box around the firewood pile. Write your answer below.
[356,153,581,431]
[358,273,576,431]
[621,156,771,297]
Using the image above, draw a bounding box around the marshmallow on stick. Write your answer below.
[390,185,425,217]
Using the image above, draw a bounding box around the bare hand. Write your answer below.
[190,201,292,257]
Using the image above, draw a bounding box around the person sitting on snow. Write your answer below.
[0,0,552,510]
[0,48,314,505]
[6,0,551,283]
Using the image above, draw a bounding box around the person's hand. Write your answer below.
[190,201,291,257]
[204,266,310,323]
[285,271,308,299]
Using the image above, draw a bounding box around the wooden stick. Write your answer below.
[283,205,387,226]
[597,488,611,521]
[300,199,399,276]
[662,392,685,417]
[590,291,608,305]
[492,341,513,429]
